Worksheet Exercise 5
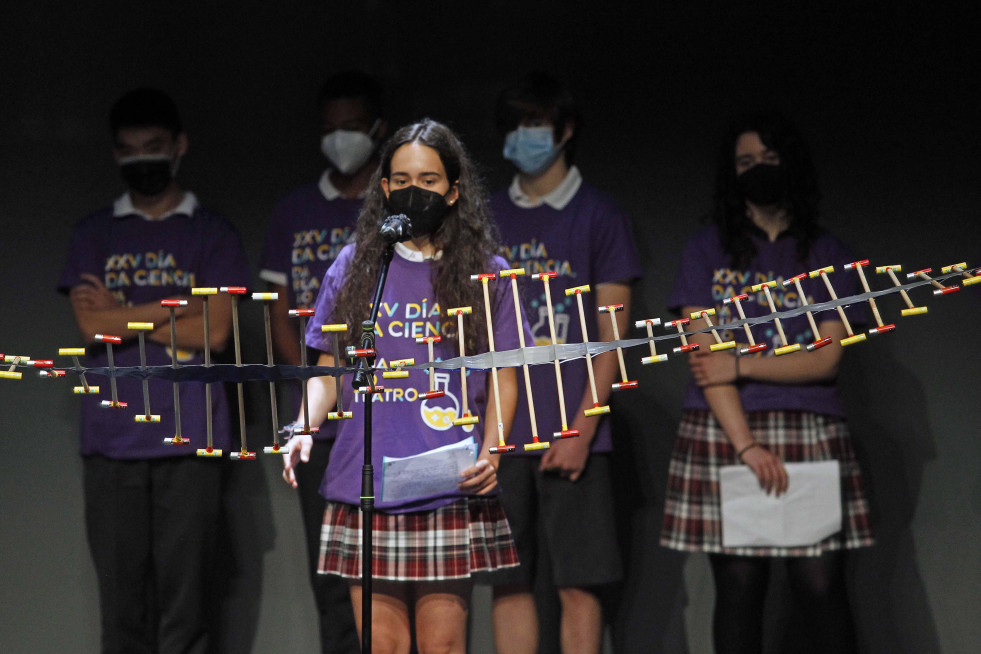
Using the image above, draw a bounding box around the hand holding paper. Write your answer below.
[720,461,842,548]
[381,437,478,504]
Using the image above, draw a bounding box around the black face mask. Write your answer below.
[386,185,451,238]
[736,163,789,206]
[119,155,174,197]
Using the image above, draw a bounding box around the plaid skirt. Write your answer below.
[660,410,874,557]
[318,496,519,581]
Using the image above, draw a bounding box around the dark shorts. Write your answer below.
[491,453,622,588]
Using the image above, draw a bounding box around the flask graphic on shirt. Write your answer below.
[531,304,570,346]
[420,371,475,433]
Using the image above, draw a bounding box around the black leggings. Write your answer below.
[708,552,857,654]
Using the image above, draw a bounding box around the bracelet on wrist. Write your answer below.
[736,441,760,462]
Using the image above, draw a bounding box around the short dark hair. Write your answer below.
[317,70,384,120]
[495,72,580,163]
[109,88,183,138]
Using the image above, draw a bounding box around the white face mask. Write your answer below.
[320,119,379,174]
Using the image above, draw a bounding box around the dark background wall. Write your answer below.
[2,2,979,652]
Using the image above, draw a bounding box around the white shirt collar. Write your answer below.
[507,165,582,210]
[318,169,367,201]
[113,191,198,220]
[394,242,442,262]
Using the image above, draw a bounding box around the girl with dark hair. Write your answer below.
[283,118,523,653]
[660,114,873,653]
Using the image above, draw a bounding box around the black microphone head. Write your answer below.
[380,214,412,244]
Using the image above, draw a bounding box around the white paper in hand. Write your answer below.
[381,436,477,503]
[719,460,842,548]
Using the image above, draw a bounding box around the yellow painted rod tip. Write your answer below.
[584,405,611,416]
[321,323,348,332]
[941,263,967,273]
[774,344,802,356]
[564,284,591,295]
[0,371,23,380]
[840,334,867,347]
[710,341,738,352]
[134,415,162,423]
[59,348,87,356]
[875,265,902,273]
[191,287,219,295]
[963,276,981,286]
[524,442,550,451]
[73,386,100,394]
[452,416,480,426]
[642,354,669,364]
[447,306,473,315]
[382,371,410,379]
[900,306,929,316]
[327,411,354,420]
[690,308,716,319]
[127,322,155,330]
[499,267,527,276]
[196,448,224,457]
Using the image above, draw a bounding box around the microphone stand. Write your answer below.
[353,242,395,654]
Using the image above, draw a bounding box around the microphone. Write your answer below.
[380,214,412,244]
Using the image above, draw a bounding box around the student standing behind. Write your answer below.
[660,113,873,653]
[258,70,386,653]
[58,88,250,654]
[488,73,643,654]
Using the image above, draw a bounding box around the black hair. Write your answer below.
[495,71,580,165]
[331,118,500,352]
[712,112,822,268]
[317,70,384,120]
[109,88,182,138]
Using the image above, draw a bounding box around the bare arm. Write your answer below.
[684,306,788,495]
[282,351,338,487]
[460,367,518,495]
[738,321,846,383]
[539,281,631,480]
[69,273,231,350]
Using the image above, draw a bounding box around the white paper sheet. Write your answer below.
[719,460,842,548]
[381,436,477,503]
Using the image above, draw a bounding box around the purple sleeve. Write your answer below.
[197,215,251,288]
[305,245,353,353]
[57,215,105,294]
[667,231,715,313]
[591,202,643,285]
[258,200,292,283]
[806,233,867,327]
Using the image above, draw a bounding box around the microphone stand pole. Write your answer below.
[354,242,395,653]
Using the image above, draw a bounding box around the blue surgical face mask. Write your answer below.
[503,126,563,176]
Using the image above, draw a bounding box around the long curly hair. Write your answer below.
[330,118,500,353]
[711,112,822,268]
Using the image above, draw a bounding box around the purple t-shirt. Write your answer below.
[258,178,360,309]
[305,245,529,512]
[258,176,360,438]
[57,196,252,459]
[668,224,864,416]
[491,182,643,454]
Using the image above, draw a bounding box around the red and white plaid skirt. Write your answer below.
[318,496,519,581]
[660,410,874,557]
